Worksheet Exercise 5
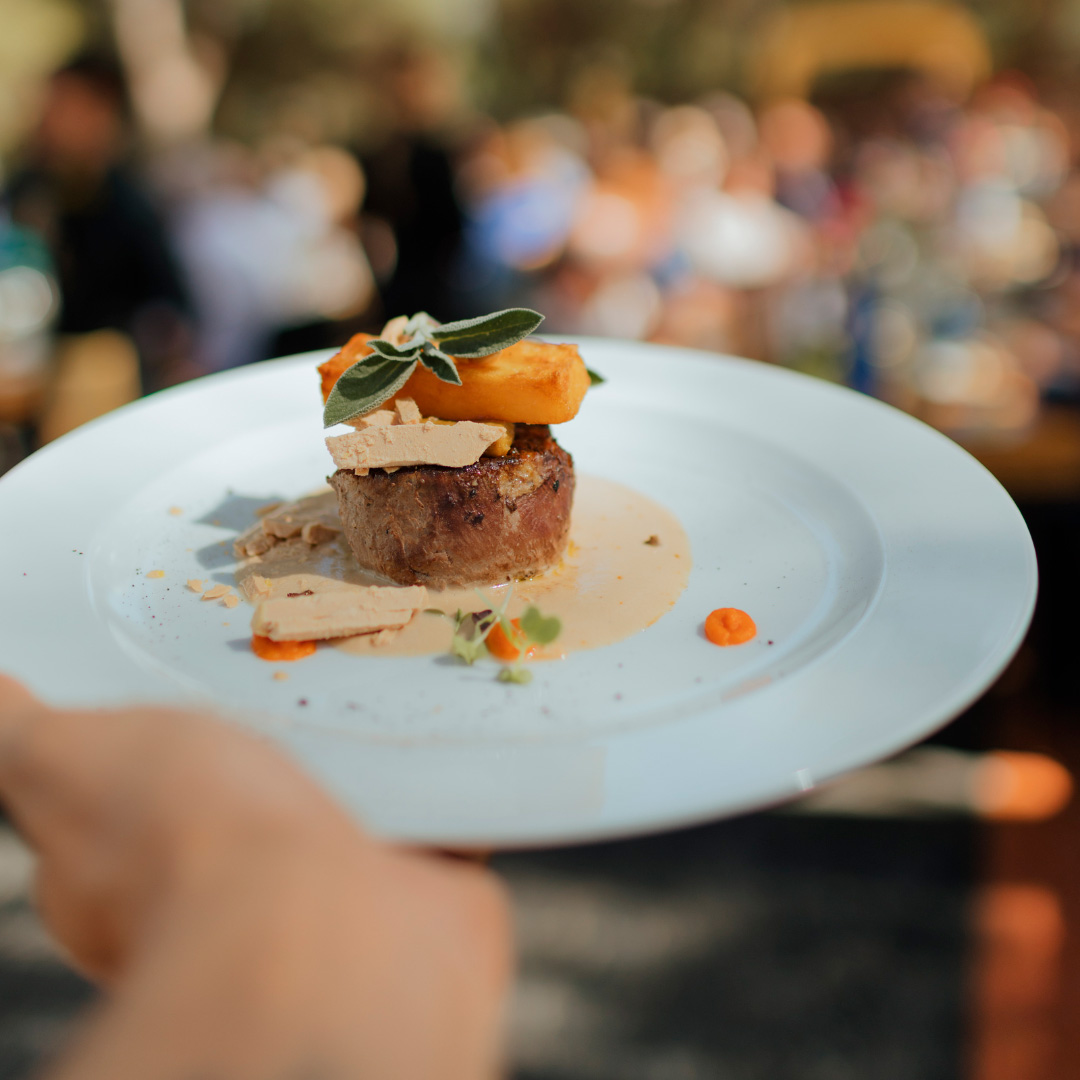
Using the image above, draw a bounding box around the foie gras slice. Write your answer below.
[326,419,505,472]
[252,584,429,641]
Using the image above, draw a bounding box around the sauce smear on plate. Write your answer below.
[235,475,691,659]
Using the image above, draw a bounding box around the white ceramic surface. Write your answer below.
[0,340,1037,847]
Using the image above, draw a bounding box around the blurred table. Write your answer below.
[956,405,1080,503]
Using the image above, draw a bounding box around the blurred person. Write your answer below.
[565,61,642,169]
[649,106,729,196]
[455,116,590,313]
[567,144,671,280]
[0,221,58,470]
[674,181,809,292]
[2,54,194,395]
[0,673,511,1079]
[649,276,741,354]
[758,98,837,221]
[360,45,467,320]
[171,141,375,370]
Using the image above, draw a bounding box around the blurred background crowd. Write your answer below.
[6,0,1080,459]
[5,1,1080,1079]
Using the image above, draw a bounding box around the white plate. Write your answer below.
[0,340,1036,847]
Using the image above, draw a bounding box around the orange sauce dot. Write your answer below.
[485,618,537,662]
[251,635,317,662]
[704,608,757,646]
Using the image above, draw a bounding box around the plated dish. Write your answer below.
[0,339,1037,847]
[230,311,691,675]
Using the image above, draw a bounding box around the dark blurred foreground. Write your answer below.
[0,807,974,1080]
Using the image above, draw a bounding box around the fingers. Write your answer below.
[0,673,50,811]
[35,858,126,985]
[388,845,514,999]
[0,673,43,718]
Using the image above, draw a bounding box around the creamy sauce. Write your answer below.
[235,475,691,658]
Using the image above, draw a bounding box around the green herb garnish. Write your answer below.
[586,367,606,386]
[497,667,534,685]
[323,309,544,427]
[449,609,496,665]
[438,589,562,685]
[445,586,515,666]
[519,606,562,645]
[497,604,562,686]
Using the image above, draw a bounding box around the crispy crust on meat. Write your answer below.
[329,425,574,588]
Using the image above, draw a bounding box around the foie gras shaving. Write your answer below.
[252,584,429,641]
[234,492,342,559]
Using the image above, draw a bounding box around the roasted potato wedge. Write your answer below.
[318,334,590,424]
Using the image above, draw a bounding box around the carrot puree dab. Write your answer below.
[484,618,539,662]
[251,635,317,662]
[705,608,757,646]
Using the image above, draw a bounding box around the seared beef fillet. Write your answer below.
[329,425,574,588]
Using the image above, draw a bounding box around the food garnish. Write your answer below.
[705,608,757,646]
[484,618,537,663]
[324,308,544,427]
[494,606,563,685]
[496,666,533,685]
[430,588,562,685]
[519,605,562,646]
[447,609,496,666]
[251,635,316,662]
[216,307,688,683]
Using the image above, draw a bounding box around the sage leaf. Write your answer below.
[323,356,418,427]
[520,606,562,645]
[419,347,462,385]
[365,337,424,362]
[587,367,606,386]
[405,311,440,337]
[432,308,544,358]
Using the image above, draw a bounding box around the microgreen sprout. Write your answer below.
[495,604,562,686]
[441,587,515,666]
[436,589,562,685]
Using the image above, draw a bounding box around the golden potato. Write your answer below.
[318,334,590,424]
